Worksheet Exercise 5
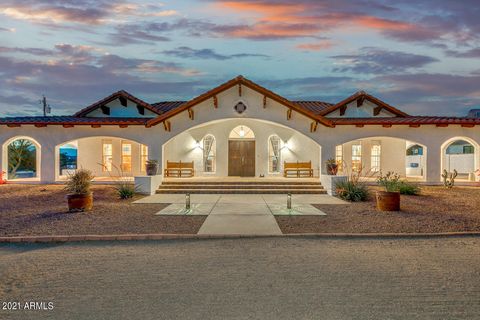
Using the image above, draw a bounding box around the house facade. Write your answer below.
[1,76,479,185]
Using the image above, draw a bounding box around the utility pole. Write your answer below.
[41,95,51,116]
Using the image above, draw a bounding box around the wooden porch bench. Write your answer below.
[284,161,313,178]
[164,161,195,178]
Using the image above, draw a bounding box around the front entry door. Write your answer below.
[228,140,255,177]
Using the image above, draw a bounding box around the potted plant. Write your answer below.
[145,159,159,176]
[325,158,338,175]
[65,169,94,212]
[376,171,401,211]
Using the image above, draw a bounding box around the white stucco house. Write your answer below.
[1,76,479,192]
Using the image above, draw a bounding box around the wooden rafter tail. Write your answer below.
[238,83,242,96]
[357,96,365,107]
[188,108,194,120]
[310,121,318,132]
[119,124,128,128]
[213,95,218,109]
[409,124,421,128]
[287,108,292,120]
[34,124,47,127]
[63,124,74,128]
[163,120,171,132]
[339,105,347,116]
[91,124,101,128]
[382,124,392,128]
[263,96,267,108]
[6,124,21,127]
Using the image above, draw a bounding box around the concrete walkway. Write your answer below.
[135,194,347,235]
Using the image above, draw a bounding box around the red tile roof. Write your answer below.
[329,117,480,126]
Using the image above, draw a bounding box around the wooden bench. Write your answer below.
[164,161,195,178]
[284,161,314,178]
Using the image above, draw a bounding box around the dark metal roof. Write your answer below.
[151,101,187,114]
[292,101,333,114]
[0,116,151,126]
[329,116,480,126]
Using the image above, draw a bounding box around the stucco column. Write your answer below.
[40,143,56,183]
[320,143,335,176]
[148,143,162,173]
[425,143,441,184]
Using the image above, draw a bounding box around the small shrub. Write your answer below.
[115,183,137,199]
[398,181,420,195]
[336,180,369,202]
[377,171,401,192]
[65,169,94,194]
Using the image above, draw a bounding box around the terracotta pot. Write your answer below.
[376,191,400,211]
[146,163,158,176]
[67,192,93,212]
[326,163,338,175]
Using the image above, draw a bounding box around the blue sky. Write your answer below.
[0,0,479,117]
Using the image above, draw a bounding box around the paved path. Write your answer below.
[136,194,345,235]
[1,237,479,320]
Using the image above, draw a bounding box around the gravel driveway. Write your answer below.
[1,237,480,320]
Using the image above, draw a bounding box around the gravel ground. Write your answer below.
[0,185,205,236]
[277,186,480,233]
[0,237,479,320]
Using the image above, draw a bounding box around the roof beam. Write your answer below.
[263,96,267,108]
[213,96,218,109]
[356,96,365,108]
[339,105,347,116]
[100,105,110,115]
[137,104,145,115]
[373,106,383,116]
[163,120,171,132]
[310,121,318,132]
[119,96,127,107]
[188,108,194,120]
[287,108,292,120]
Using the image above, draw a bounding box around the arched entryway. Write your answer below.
[2,136,41,181]
[441,137,479,181]
[228,125,256,176]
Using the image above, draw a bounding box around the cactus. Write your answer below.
[442,169,458,189]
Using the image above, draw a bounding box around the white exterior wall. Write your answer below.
[162,118,321,177]
[75,137,144,178]
[1,83,480,183]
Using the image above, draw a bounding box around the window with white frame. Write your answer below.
[121,141,132,172]
[140,144,148,172]
[203,135,216,172]
[371,143,381,172]
[352,143,362,172]
[268,135,281,173]
[335,145,343,171]
[102,140,113,172]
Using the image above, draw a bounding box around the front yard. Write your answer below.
[0,185,206,236]
[276,186,480,233]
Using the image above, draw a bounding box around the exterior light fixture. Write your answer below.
[239,126,245,137]
[195,140,201,148]
[186,193,191,210]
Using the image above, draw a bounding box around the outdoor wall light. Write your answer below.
[239,126,245,137]
[194,140,201,149]
[282,141,292,150]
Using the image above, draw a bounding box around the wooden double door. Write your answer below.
[228,140,255,177]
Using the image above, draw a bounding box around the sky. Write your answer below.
[0,0,479,117]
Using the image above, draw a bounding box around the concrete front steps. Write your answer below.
[156,180,327,194]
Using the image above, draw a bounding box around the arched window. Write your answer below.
[229,125,255,139]
[268,135,281,173]
[7,138,38,179]
[406,144,424,156]
[446,140,474,154]
[203,135,216,172]
[59,142,78,176]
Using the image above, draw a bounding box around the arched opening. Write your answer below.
[228,125,255,176]
[2,136,41,181]
[202,134,216,173]
[55,136,148,181]
[161,118,322,178]
[335,137,427,180]
[441,137,479,181]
